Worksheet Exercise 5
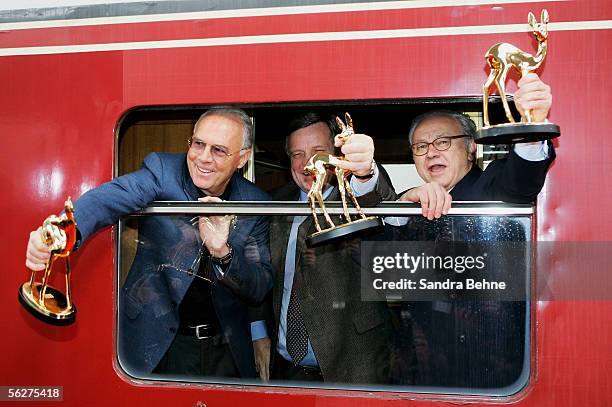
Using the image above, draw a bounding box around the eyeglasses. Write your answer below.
[188,137,246,160]
[411,135,470,156]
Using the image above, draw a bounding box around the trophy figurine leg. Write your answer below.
[307,192,323,232]
[335,169,352,223]
[27,267,38,296]
[496,68,516,124]
[344,177,367,220]
[316,191,335,229]
[482,67,498,127]
[309,165,335,230]
[64,257,73,310]
[38,255,56,307]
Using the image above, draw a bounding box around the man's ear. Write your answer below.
[237,149,252,169]
[467,140,477,162]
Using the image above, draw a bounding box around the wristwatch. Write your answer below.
[210,244,233,266]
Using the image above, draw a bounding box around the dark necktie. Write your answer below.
[286,282,309,365]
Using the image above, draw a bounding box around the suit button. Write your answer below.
[169,327,176,333]
[170,301,177,307]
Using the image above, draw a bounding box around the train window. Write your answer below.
[116,99,514,192]
[115,101,528,398]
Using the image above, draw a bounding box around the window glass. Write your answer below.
[117,207,531,396]
[115,102,528,396]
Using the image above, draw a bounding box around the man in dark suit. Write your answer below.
[398,73,555,213]
[253,112,396,384]
[24,107,273,379]
[390,73,555,387]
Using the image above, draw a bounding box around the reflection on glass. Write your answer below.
[383,215,529,389]
[117,211,531,395]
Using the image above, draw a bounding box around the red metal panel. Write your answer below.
[0,0,609,49]
[0,52,123,403]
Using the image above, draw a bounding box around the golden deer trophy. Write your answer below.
[304,113,382,247]
[19,197,77,325]
[476,9,560,144]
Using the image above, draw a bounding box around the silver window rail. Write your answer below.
[136,201,533,216]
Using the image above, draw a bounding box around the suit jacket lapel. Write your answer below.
[227,172,243,201]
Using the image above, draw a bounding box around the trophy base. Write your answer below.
[18,282,76,326]
[306,216,383,247]
[475,122,560,145]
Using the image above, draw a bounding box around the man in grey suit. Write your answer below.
[253,112,396,384]
[25,107,273,379]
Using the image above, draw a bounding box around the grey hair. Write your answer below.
[408,110,476,152]
[194,107,253,150]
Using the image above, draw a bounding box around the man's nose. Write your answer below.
[425,143,439,158]
[298,159,309,172]
[197,145,214,162]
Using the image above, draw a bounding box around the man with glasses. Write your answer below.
[24,107,273,379]
[391,73,556,386]
[398,73,555,214]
